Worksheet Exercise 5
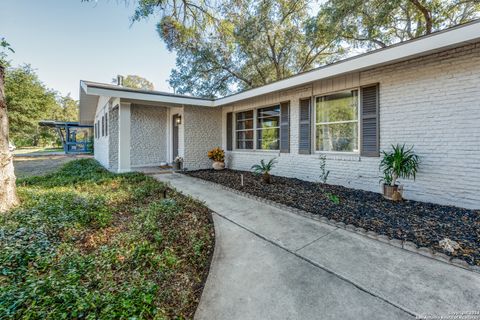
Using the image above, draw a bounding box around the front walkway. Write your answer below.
[154,173,480,320]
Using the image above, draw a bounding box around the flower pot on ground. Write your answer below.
[174,156,183,171]
[380,144,419,201]
[212,161,225,170]
[208,147,225,170]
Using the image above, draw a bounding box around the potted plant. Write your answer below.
[208,147,225,170]
[251,158,277,184]
[380,144,420,201]
[174,156,183,171]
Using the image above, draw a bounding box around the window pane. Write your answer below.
[316,90,358,123]
[257,128,279,150]
[237,110,253,120]
[316,122,358,152]
[237,140,253,149]
[237,130,254,140]
[237,119,254,130]
[257,116,279,128]
[258,105,280,118]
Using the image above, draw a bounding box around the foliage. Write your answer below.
[251,158,277,183]
[0,159,214,319]
[380,144,420,186]
[326,192,340,204]
[207,147,225,162]
[320,0,480,49]
[129,0,343,97]
[0,37,14,66]
[319,155,330,184]
[114,74,154,90]
[5,65,79,147]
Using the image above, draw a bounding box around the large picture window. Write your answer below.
[315,90,359,152]
[257,105,280,150]
[236,110,254,149]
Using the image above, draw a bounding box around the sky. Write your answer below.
[0,0,177,100]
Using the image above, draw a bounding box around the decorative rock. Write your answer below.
[366,231,378,239]
[336,222,346,229]
[439,238,461,253]
[346,224,356,232]
[403,241,418,252]
[471,265,480,274]
[328,219,337,226]
[451,258,470,268]
[433,252,452,263]
[389,239,403,248]
[319,217,329,223]
[417,247,434,258]
[377,235,390,243]
[355,227,367,235]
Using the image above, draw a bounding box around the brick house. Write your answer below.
[79,21,480,209]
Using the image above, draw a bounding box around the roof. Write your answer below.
[39,120,93,128]
[80,19,480,123]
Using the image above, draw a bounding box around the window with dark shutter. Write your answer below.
[226,112,233,151]
[361,84,379,157]
[280,101,290,153]
[299,98,312,154]
[105,113,108,136]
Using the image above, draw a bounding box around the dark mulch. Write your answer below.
[185,169,480,266]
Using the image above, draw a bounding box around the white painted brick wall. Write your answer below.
[223,43,480,209]
[130,105,168,167]
[93,96,110,168]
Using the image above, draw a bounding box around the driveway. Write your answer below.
[154,173,480,320]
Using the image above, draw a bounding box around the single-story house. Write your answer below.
[79,20,480,209]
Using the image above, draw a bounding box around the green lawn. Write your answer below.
[0,159,214,319]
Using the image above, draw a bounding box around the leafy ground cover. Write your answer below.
[186,169,480,266]
[1,159,214,319]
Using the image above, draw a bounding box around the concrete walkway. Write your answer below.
[154,173,480,320]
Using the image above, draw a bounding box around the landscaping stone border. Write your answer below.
[180,174,480,274]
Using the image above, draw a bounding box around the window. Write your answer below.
[257,105,280,150]
[315,90,359,152]
[235,110,254,149]
[94,123,97,139]
[105,113,108,136]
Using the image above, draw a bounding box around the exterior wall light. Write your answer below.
[176,115,182,125]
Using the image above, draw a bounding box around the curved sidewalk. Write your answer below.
[154,173,480,320]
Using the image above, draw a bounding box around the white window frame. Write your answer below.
[233,104,283,152]
[313,88,361,155]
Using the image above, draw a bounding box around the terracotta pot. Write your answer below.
[383,184,402,201]
[212,161,225,170]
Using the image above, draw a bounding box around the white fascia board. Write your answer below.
[214,21,480,106]
[85,85,215,107]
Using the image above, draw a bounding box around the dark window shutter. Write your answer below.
[299,98,312,154]
[226,112,233,151]
[280,102,290,153]
[361,84,379,157]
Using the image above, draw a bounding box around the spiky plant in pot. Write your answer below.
[251,158,277,184]
[379,144,420,200]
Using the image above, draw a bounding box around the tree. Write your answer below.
[0,37,19,213]
[130,0,344,97]
[319,0,480,49]
[114,74,154,90]
[5,65,60,147]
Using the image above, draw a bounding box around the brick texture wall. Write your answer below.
[183,106,223,170]
[108,107,119,171]
[222,43,480,209]
[130,104,168,167]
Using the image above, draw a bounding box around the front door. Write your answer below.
[172,114,179,160]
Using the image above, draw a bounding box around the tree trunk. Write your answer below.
[0,64,19,213]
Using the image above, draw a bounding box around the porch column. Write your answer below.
[118,102,131,172]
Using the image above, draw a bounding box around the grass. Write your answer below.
[13,147,64,155]
[0,159,215,319]
[13,155,82,179]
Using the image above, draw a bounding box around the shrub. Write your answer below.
[207,147,225,162]
[380,144,420,186]
[251,158,277,184]
[319,155,330,184]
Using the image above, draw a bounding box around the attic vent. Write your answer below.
[117,75,124,86]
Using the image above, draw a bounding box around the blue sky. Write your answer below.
[0,0,177,99]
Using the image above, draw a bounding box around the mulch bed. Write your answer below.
[185,169,480,266]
